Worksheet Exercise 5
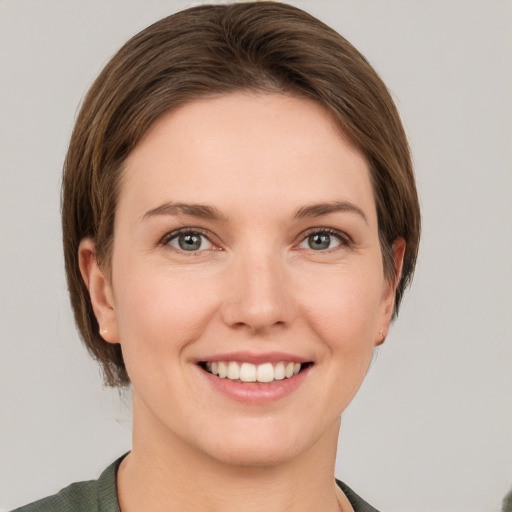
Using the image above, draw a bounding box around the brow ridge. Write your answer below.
[142,202,225,221]
[143,200,367,224]
[293,201,368,224]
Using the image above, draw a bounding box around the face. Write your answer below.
[82,93,402,468]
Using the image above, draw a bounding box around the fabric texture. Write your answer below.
[11,455,380,512]
[10,458,121,512]
[337,480,381,512]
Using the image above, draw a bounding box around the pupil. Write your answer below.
[179,234,201,251]
[309,233,330,250]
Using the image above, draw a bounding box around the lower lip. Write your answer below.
[198,365,311,404]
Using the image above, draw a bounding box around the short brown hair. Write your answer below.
[62,2,420,386]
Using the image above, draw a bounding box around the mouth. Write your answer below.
[198,360,313,384]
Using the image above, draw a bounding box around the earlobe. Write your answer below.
[78,238,119,344]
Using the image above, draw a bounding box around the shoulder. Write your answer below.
[336,480,382,512]
[10,480,105,512]
[10,456,124,512]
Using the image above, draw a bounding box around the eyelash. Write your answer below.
[296,227,352,252]
[160,227,351,253]
[160,228,218,252]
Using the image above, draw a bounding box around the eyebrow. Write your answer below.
[293,201,368,224]
[142,200,367,224]
[142,202,226,222]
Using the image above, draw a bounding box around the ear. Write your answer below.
[78,238,119,344]
[377,238,406,345]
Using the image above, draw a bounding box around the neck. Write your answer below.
[117,394,351,512]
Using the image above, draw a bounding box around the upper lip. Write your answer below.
[196,351,312,365]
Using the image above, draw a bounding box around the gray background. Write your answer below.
[1,1,511,511]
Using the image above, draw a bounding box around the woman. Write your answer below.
[13,2,420,511]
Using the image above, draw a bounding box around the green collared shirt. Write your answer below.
[11,455,380,512]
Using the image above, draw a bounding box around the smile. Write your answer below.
[201,361,311,383]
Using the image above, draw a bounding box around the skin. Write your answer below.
[79,92,404,512]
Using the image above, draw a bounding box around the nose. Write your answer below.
[220,249,295,335]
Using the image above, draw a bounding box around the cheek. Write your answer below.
[298,263,385,350]
[111,262,220,367]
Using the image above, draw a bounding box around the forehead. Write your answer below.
[118,92,376,225]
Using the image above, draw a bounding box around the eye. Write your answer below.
[165,231,213,252]
[298,230,344,251]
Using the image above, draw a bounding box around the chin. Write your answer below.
[209,440,304,468]
[195,417,335,469]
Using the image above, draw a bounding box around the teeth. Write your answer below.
[205,361,306,383]
[239,362,257,382]
[227,361,240,380]
[256,363,274,383]
[218,361,228,378]
[274,362,285,380]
